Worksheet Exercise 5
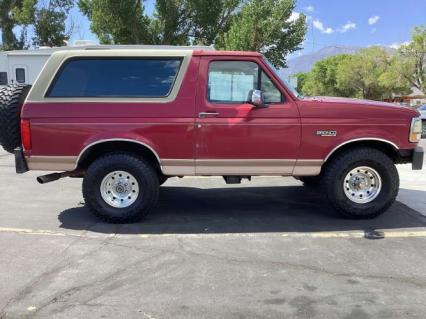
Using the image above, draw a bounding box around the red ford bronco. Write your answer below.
[0,48,423,223]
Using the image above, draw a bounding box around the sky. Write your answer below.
[56,0,426,56]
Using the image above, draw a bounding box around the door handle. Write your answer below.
[198,112,219,118]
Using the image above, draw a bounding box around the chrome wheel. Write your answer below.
[100,171,139,208]
[343,166,382,204]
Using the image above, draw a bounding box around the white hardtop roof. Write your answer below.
[2,45,214,56]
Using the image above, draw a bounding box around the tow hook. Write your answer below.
[37,170,84,184]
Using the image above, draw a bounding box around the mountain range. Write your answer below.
[280,45,362,78]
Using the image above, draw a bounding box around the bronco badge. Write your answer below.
[316,130,337,137]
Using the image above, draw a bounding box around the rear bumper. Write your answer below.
[412,146,424,170]
[14,147,28,174]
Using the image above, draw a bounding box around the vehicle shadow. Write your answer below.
[58,186,426,235]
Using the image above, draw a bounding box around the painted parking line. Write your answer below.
[0,226,426,240]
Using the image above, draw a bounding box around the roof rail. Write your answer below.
[83,45,215,51]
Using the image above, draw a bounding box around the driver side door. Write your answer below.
[195,56,301,175]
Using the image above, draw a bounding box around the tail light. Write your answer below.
[21,119,32,150]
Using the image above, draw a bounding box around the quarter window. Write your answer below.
[207,61,282,103]
[47,58,182,98]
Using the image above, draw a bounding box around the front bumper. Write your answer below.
[14,147,28,174]
[412,146,424,170]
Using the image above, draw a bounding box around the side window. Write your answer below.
[15,68,25,83]
[261,72,282,103]
[47,58,182,98]
[0,72,7,85]
[208,61,258,103]
[207,61,283,104]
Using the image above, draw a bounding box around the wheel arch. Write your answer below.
[76,139,162,173]
[324,138,399,163]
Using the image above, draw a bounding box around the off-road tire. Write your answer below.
[0,85,31,153]
[82,153,159,223]
[322,147,399,219]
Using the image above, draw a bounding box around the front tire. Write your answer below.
[82,153,159,223]
[322,147,399,219]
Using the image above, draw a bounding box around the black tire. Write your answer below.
[0,84,31,153]
[298,176,321,188]
[322,147,399,219]
[82,153,159,223]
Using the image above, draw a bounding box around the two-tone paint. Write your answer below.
[20,49,420,176]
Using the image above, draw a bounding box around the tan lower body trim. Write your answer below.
[161,159,195,175]
[162,159,323,176]
[26,156,77,171]
[25,156,324,177]
[293,160,324,176]
[194,159,296,175]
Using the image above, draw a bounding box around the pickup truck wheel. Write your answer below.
[82,153,159,223]
[0,85,31,153]
[323,147,399,219]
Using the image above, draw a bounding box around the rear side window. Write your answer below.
[47,58,182,98]
[0,72,7,85]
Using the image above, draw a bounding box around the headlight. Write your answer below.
[409,117,422,143]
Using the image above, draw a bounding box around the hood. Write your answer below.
[299,96,419,119]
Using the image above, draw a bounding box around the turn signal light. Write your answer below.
[409,118,422,143]
[21,119,31,150]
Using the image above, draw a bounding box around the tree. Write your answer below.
[148,0,192,45]
[79,0,244,46]
[217,0,306,68]
[300,54,356,97]
[33,0,74,47]
[0,0,35,50]
[78,0,151,44]
[389,26,426,95]
[187,0,242,45]
[336,47,395,100]
[79,0,306,68]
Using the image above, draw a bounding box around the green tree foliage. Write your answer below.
[187,0,241,45]
[388,26,425,95]
[0,0,35,50]
[33,0,74,47]
[79,0,306,67]
[217,0,306,67]
[149,0,192,45]
[301,54,356,97]
[78,0,151,44]
[299,47,412,100]
[1,0,74,49]
[335,47,395,100]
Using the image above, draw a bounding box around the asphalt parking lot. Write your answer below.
[0,141,425,319]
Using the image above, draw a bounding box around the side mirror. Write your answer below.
[248,89,268,108]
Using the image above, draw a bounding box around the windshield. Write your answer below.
[262,56,303,99]
[419,105,426,111]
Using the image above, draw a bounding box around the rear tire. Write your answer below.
[82,153,159,223]
[322,147,399,219]
[0,85,31,153]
